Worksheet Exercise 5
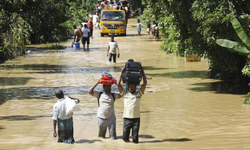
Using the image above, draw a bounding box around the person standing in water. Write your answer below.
[81,24,90,50]
[137,19,143,36]
[88,74,122,140]
[52,90,80,144]
[117,66,147,143]
[107,35,120,63]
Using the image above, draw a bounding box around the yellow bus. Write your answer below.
[99,8,127,37]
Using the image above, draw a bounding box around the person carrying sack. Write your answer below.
[88,72,122,140]
[52,90,80,144]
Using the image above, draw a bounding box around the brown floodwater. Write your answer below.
[1,19,250,150]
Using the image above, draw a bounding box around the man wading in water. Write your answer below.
[117,66,147,143]
[107,35,120,63]
[52,90,80,144]
[88,72,122,140]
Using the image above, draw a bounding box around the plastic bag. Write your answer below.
[65,96,81,115]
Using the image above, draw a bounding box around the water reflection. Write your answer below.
[148,70,208,78]
[189,81,250,94]
[0,115,50,121]
[0,77,33,86]
[0,64,121,74]
[0,86,89,105]
[0,84,128,105]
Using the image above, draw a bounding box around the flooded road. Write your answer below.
[1,19,250,150]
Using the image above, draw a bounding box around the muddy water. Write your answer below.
[1,19,250,150]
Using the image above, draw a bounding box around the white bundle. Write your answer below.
[65,96,81,115]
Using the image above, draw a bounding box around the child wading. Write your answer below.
[137,19,143,36]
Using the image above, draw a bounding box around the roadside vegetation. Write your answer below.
[140,0,250,84]
[0,0,95,61]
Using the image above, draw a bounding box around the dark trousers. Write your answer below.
[109,53,117,63]
[81,37,90,45]
[123,118,140,143]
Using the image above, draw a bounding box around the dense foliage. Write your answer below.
[140,0,250,83]
[0,0,95,61]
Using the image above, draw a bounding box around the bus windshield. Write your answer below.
[101,11,124,21]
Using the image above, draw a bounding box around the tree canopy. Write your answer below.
[140,0,250,83]
[0,0,94,60]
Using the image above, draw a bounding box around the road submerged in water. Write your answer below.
[0,19,250,150]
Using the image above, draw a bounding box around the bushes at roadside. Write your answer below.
[140,0,250,83]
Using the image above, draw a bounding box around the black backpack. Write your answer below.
[97,92,115,107]
[122,59,142,85]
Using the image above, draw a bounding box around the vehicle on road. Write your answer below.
[99,7,127,37]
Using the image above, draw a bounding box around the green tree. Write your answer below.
[141,0,250,83]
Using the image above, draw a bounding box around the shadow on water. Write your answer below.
[57,47,107,52]
[147,70,209,79]
[0,84,128,105]
[116,134,192,143]
[0,77,34,86]
[0,125,5,130]
[0,112,103,121]
[0,115,51,121]
[189,81,250,95]
[0,85,90,105]
[1,64,121,74]
[75,139,101,144]
[147,70,250,94]
[116,134,155,140]
[143,66,175,71]
[140,138,192,144]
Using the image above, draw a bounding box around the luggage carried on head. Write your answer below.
[99,72,116,85]
[122,59,142,85]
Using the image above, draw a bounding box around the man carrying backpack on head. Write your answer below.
[88,72,122,140]
[117,60,147,144]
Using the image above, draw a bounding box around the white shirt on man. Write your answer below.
[82,27,90,37]
[52,98,78,120]
[108,41,118,54]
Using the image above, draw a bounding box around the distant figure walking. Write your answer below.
[81,24,90,50]
[137,19,143,36]
[88,16,94,39]
[73,25,82,43]
[147,20,151,35]
[107,35,120,63]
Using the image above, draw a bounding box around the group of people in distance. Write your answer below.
[53,64,147,144]
[96,0,131,18]
[73,16,94,50]
[136,19,159,40]
[95,0,131,27]
[147,20,159,40]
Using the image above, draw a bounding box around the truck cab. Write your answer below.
[99,7,127,37]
